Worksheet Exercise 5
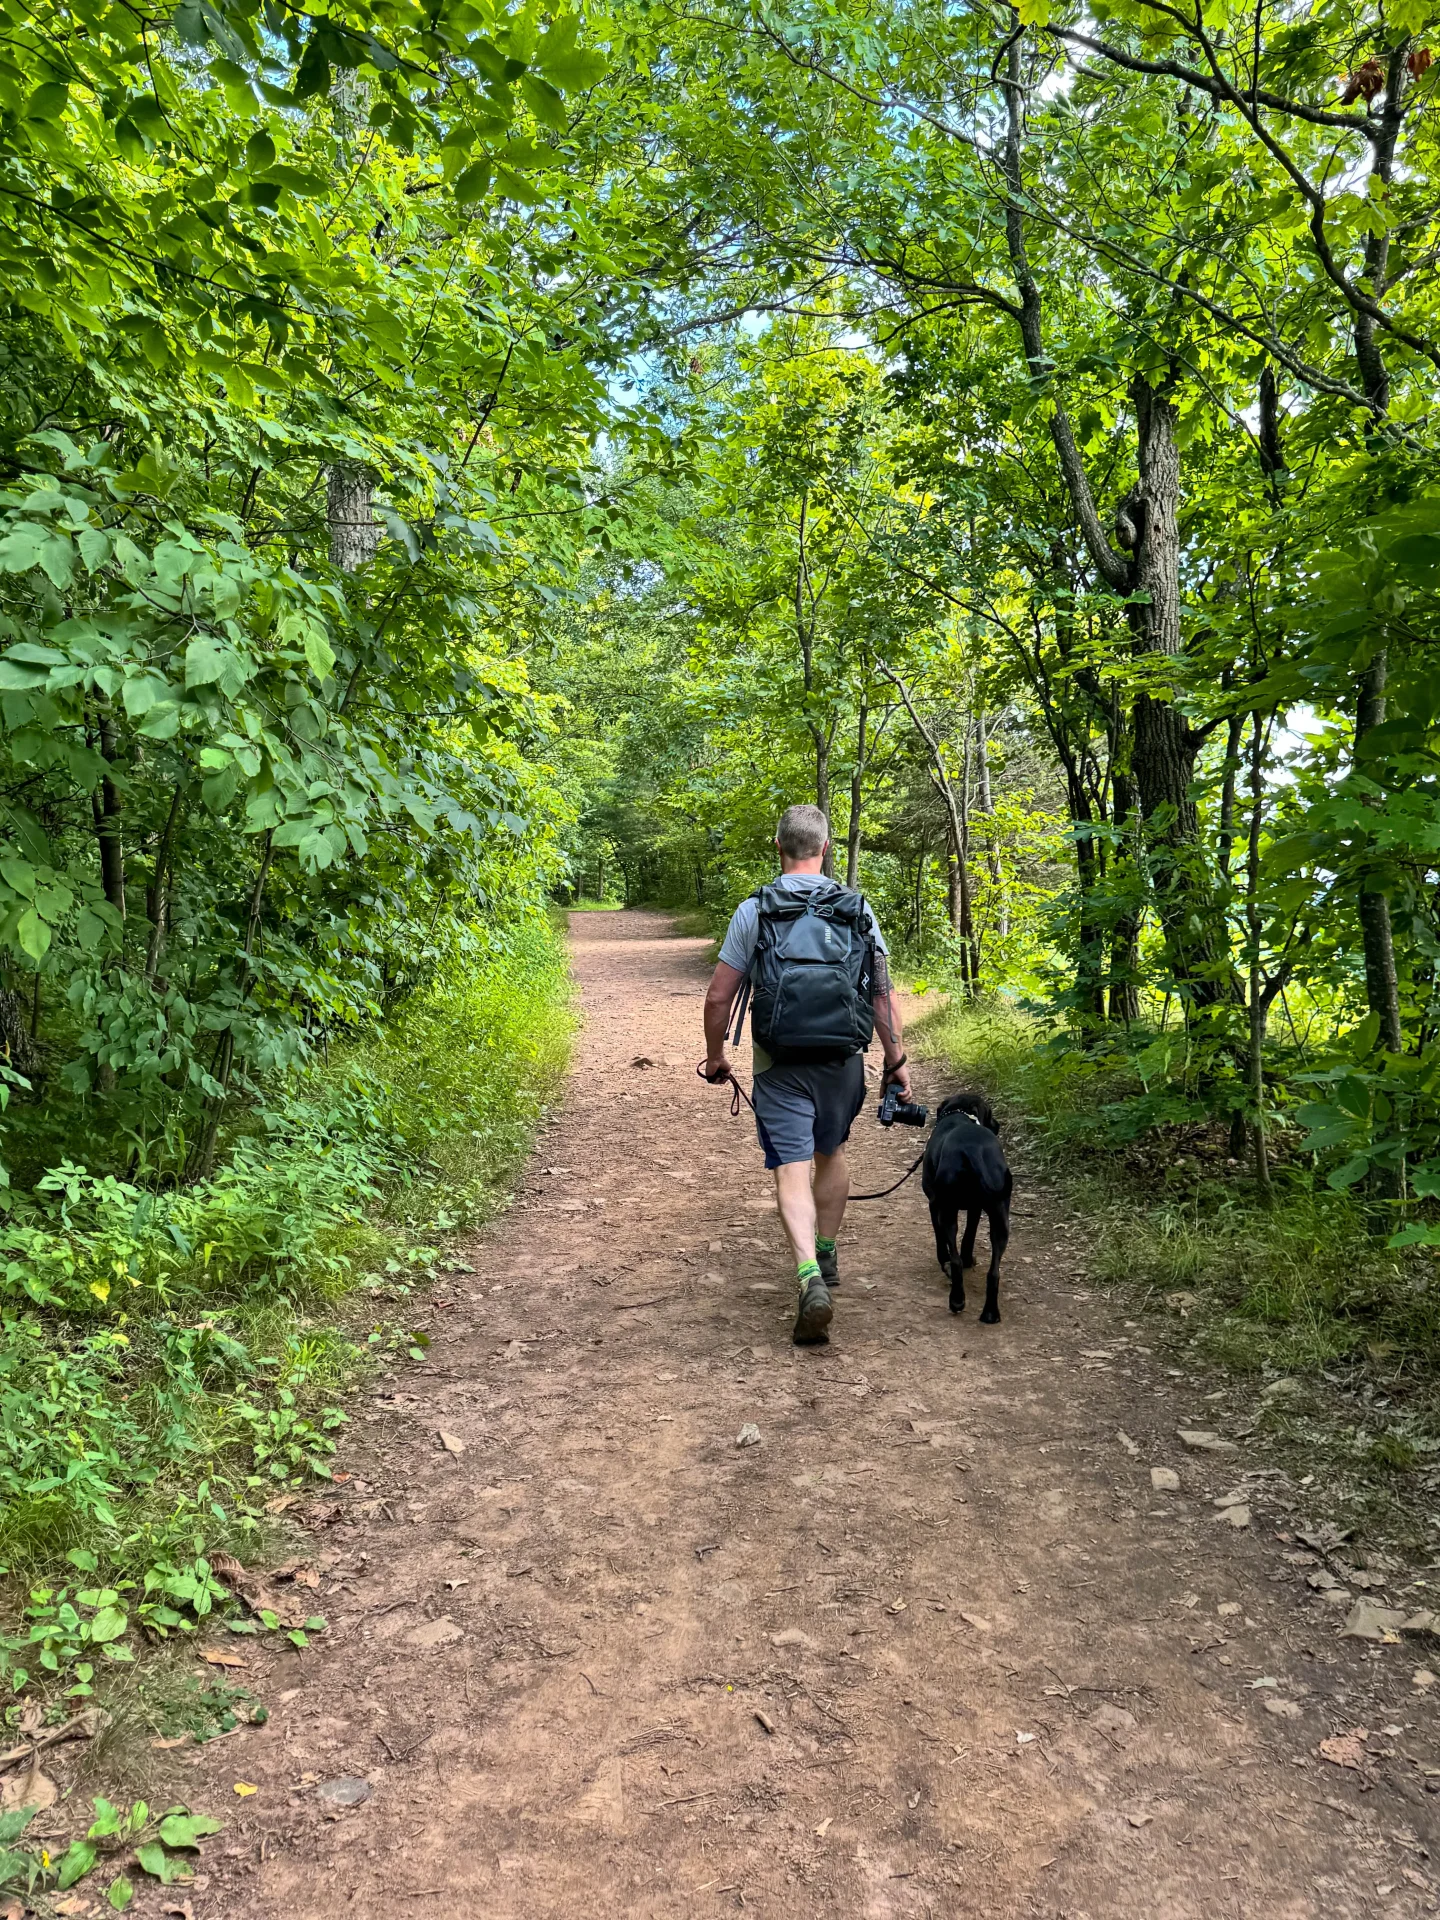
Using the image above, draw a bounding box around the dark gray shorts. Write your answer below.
[752,1055,868,1169]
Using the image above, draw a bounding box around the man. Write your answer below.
[703,803,912,1345]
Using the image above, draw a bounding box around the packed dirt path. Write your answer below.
[193,910,1440,1919]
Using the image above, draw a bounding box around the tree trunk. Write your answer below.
[1245,714,1273,1197]
[192,833,274,1180]
[90,714,126,922]
[1356,656,1403,1053]
[1348,51,1408,1057]
[999,35,1223,1007]
[327,461,379,573]
[975,710,1006,934]
[1108,762,1141,1023]
[845,699,868,888]
[145,784,184,986]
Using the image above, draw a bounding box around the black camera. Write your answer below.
[878,1082,929,1128]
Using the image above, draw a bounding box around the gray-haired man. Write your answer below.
[703,804,911,1345]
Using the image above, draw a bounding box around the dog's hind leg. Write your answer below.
[929,1199,952,1279]
[959,1207,980,1273]
[979,1200,1008,1325]
[948,1206,975,1315]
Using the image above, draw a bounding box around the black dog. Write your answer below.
[921,1092,1012,1323]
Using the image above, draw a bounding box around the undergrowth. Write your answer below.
[914,998,1440,1544]
[0,915,572,1701]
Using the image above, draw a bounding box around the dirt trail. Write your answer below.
[191,910,1440,1918]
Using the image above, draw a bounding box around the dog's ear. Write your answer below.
[988,1113,1002,1135]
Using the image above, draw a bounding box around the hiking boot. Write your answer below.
[816,1243,839,1288]
[792,1275,833,1346]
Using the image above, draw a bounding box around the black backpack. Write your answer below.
[731,881,876,1065]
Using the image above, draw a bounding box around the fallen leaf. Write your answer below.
[815,1816,832,1836]
[438,1431,466,1456]
[53,1900,92,1916]
[233,1782,258,1797]
[1117,1430,1140,1457]
[887,1598,908,1615]
[1016,1731,1035,1745]
[201,1647,248,1670]
[1,1756,56,1812]
[210,1552,309,1631]
[735,1424,762,1449]
[1128,1811,1152,1827]
[151,1735,195,1751]
[263,1492,301,1514]
[1166,1291,1198,1315]
[1318,1730,1370,1773]
[959,1611,992,1632]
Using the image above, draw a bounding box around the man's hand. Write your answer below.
[882,1058,913,1099]
[703,1055,733,1084]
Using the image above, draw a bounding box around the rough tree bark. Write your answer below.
[327,461,380,573]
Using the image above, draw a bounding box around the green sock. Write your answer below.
[796,1258,821,1287]
[815,1236,836,1256]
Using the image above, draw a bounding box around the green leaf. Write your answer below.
[454,160,492,205]
[107,1873,135,1910]
[87,1605,127,1644]
[14,908,49,961]
[57,1838,98,1889]
[518,74,567,132]
[135,1842,192,1884]
[185,637,229,687]
[0,1808,39,1846]
[303,628,336,681]
[157,1812,223,1850]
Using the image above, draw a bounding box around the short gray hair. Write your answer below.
[776,803,829,859]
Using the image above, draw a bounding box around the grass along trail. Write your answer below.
[184,911,1439,1918]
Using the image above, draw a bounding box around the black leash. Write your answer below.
[697,1062,926,1203]
[848,1149,927,1203]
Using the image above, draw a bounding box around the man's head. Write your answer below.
[775,803,829,871]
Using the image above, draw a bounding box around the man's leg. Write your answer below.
[813,1145,849,1239]
[774,1158,819,1268]
[773,1158,833,1345]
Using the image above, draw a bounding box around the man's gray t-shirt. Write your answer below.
[719,874,888,1073]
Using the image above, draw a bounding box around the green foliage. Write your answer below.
[0,920,569,1686]
[0,1792,222,1903]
